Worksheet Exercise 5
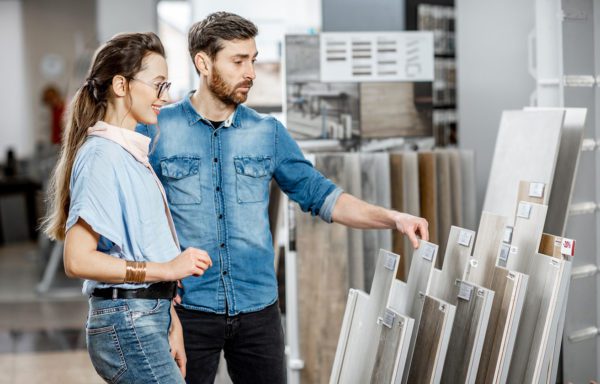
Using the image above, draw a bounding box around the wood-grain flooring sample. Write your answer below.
[505,202,548,274]
[464,212,507,287]
[449,149,464,228]
[436,149,453,266]
[475,266,528,384]
[343,153,366,290]
[441,283,494,384]
[418,151,438,244]
[460,150,477,231]
[482,109,563,225]
[335,250,400,383]
[360,153,392,289]
[407,295,456,384]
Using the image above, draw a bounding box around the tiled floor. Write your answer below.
[0,241,233,383]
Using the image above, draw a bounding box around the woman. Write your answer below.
[42,32,211,383]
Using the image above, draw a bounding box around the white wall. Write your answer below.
[0,1,30,158]
[456,0,536,217]
[97,0,158,43]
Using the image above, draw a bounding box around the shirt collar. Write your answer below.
[87,121,151,165]
[183,91,242,128]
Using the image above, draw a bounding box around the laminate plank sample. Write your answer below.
[449,149,464,227]
[507,253,561,383]
[407,295,456,384]
[344,153,366,290]
[460,150,477,231]
[419,151,438,244]
[370,308,415,384]
[505,202,548,274]
[397,151,421,281]
[464,212,507,287]
[436,149,453,266]
[516,180,548,207]
[330,289,360,383]
[441,282,494,384]
[335,250,400,384]
[483,110,564,224]
[360,153,392,288]
[538,233,563,258]
[391,153,407,281]
[523,107,586,236]
[388,241,438,384]
[428,226,475,303]
[296,174,350,384]
[475,266,528,384]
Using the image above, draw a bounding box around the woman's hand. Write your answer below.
[169,305,187,378]
[166,247,212,281]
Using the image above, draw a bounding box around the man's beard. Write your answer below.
[208,67,253,106]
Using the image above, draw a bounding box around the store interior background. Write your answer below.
[0,0,596,383]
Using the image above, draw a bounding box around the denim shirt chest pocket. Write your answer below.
[233,155,272,203]
[160,155,202,205]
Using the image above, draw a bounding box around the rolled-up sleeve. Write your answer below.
[272,120,341,223]
[66,146,124,250]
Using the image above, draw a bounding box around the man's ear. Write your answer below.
[194,52,211,76]
[111,75,127,97]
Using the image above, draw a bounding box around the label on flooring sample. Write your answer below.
[383,253,397,271]
[421,243,436,261]
[503,226,513,243]
[458,230,473,247]
[498,243,511,262]
[561,238,576,256]
[381,308,396,328]
[529,182,545,198]
[517,202,532,219]
[458,281,474,301]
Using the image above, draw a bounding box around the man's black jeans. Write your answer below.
[176,302,286,384]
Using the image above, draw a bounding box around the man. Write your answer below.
[138,12,428,384]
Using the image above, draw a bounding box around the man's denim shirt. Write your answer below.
[137,95,343,315]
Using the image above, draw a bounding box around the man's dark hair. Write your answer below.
[188,12,258,69]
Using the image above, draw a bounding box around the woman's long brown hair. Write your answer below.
[42,32,165,240]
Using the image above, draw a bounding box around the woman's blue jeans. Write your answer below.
[86,297,185,384]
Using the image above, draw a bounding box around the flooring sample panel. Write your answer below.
[475,267,528,384]
[441,283,494,384]
[360,82,433,138]
[464,212,507,287]
[504,202,548,274]
[507,253,561,383]
[538,233,563,258]
[335,250,400,384]
[435,150,453,266]
[343,154,366,290]
[449,149,464,227]
[330,289,359,383]
[428,226,476,303]
[523,108,586,236]
[296,154,351,384]
[406,295,456,384]
[370,308,414,384]
[460,150,477,230]
[360,153,392,288]
[418,151,438,244]
[482,109,564,224]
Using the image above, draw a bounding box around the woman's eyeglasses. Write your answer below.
[131,78,171,99]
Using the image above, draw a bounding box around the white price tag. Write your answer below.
[517,202,532,219]
[458,281,474,301]
[529,182,545,198]
[458,230,473,247]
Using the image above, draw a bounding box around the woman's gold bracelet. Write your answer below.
[124,261,146,284]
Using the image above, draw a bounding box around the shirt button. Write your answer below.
[220,243,225,248]
[218,214,223,219]
[213,132,218,137]
[216,187,220,192]
[213,158,218,163]
[222,271,228,275]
